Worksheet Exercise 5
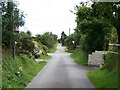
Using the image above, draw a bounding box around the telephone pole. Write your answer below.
[69,28,70,36]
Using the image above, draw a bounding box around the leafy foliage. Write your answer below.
[91,2,120,44]
[71,48,88,65]
[64,34,76,51]
[36,32,57,49]
[17,31,34,55]
[60,31,67,46]
[2,1,25,49]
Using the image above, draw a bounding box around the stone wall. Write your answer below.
[88,51,106,67]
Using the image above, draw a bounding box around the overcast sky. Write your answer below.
[18,0,87,38]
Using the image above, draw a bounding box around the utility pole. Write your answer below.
[69,28,70,36]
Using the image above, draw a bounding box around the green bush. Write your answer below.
[42,45,48,54]
[64,34,75,52]
[102,52,118,71]
[71,48,88,65]
[40,32,57,49]
[47,44,57,53]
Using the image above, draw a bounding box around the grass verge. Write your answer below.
[65,47,74,53]
[2,55,46,88]
[39,54,52,59]
[87,69,118,90]
[47,44,57,53]
[70,49,88,65]
[87,52,118,90]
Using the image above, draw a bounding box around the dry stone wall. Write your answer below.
[88,51,106,67]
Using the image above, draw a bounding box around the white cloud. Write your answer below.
[18,0,87,38]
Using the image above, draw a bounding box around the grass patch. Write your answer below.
[65,47,74,53]
[2,55,46,88]
[87,69,118,90]
[39,54,52,59]
[87,53,118,90]
[47,44,57,53]
[71,49,88,65]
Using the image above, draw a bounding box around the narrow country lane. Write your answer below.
[25,44,96,88]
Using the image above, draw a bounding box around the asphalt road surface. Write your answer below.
[25,44,96,88]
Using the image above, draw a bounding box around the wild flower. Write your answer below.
[17,71,20,74]
[19,67,23,71]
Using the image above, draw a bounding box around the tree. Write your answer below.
[61,31,67,46]
[74,5,110,53]
[2,1,25,50]
[64,34,75,51]
[36,32,57,49]
[91,2,120,44]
